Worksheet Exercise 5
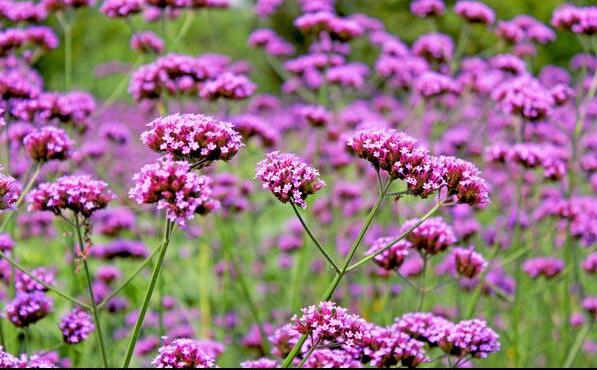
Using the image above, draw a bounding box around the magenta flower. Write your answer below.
[402,217,456,255]
[291,301,371,347]
[200,72,257,100]
[522,257,565,279]
[59,308,95,344]
[141,113,243,166]
[491,75,554,121]
[0,171,20,211]
[440,156,490,207]
[255,151,325,208]
[453,247,487,278]
[15,267,56,293]
[454,1,495,25]
[411,0,445,18]
[27,175,115,217]
[100,0,143,17]
[130,31,164,54]
[365,326,430,367]
[151,338,223,368]
[412,33,453,64]
[5,292,53,328]
[241,358,278,368]
[365,237,411,271]
[439,319,500,359]
[23,126,74,163]
[129,156,219,225]
[394,312,453,345]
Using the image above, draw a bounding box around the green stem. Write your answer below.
[74,216,109,367]
[56,12,72,90]
[122,218,174,368]
[173,11,196,50]
[562,321,593,367]
[290,203,340,274]
[464,242,501,318]
[281,181,393,368]
[0,249,89,309]
[97,244,162,309]
[418,254,429,311]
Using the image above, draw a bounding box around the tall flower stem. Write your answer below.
[290,203,340,274]
[464,242,500,318]
[418,254,429,311]
[122,217,174,368]
[74,215,109,368]
[56,12,73,91]
[281,181,393,368]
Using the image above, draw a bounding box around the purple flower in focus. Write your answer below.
[59,307,95,344]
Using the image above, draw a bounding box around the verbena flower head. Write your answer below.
[303,349,363,368]
[491,75,554,121]
[440,156,490,207]
[365,236,411,271]
[0,171,19,211]
[23,126,74,163]
[582,252,597,274]
[255,151,325,208]
[412,33,453,64]
[130,31,164,54]
[268,324,301,358]
[454,1,495,25]
[411,0,445,18]
[27,175,115,217]
[582,296,597,319]
[402,217,456,255]
[5,292,53,328]
[91,239,149,260]
[241,358,278,368]
[453,247,487,278]
[151,338,222,368]
[552,4,597,35]
[0,233,14,253]
[129,156,219,225]
[200,72,257,101]
[394,312,453,344]
[365,326,430,367]
[291,301,371,347]
[15,267,56,293]
[439,319,500,359]
[415,71,461,98]
[59,307,95,344]
[141,113,243,166]
[522,256,564,279]
[100,0,143,17]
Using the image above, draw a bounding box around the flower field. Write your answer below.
[0,0,595,368]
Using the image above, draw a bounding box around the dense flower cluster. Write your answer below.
[129,156,219,225]
[491,75,554,121]
[454,1,495,25]
[291,301,372,347]
[141,113,243,165]
[23,126,74,163]
[522,257,565,279]
[27,175,115,217]
[453,247,487,278]
[439,319,500,359]
[0,171,19,211]
[59,308,95,344]
[15,267,56,293]
[402,217,457,255]
[5,292,53,328]
[255,151,325,208]
[151,338,223,368]
[130,31,164,54]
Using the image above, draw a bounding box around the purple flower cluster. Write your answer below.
[491,75,554,121]
[411,0,445,18]
[12,91,96,129]
[151,338,223,368]
[129,156,219,225]
[130,31,164,54]
[141,113,243,165]
[5,292,53,328]
[255,151,325,208]
[59,308,95,344]
[0,170,19,211]
[15,267,56,293]
[552,4,597,35]
[522,257,565,279]
[200,72,257,100]
[439,319,500,359]
[365,237,410,271]
[248,29,295,57]
[454,1,495,25]
[453,247,487,278]
[402,217,457,255]
[100,0,143,18]
[91,239,149,260]
[291,301,371,347]
[23,126,74,163]
[27,175,115,217]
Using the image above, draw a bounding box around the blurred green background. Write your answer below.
[37,0,588,100]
